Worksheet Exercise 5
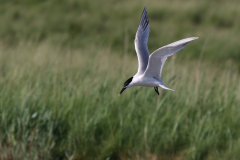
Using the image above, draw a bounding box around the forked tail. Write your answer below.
[158,80,174,91]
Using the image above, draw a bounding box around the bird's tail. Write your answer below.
[158,80,174,91]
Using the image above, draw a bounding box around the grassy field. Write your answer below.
[0,0,240,160]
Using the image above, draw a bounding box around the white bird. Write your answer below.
[119,7,198,96]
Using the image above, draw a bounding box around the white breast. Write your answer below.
[128,76,160,88]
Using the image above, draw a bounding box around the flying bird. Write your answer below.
[119,7,198,96]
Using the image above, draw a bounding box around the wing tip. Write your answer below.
[139,6,149,31]
[141,6,147,16]
[188,37,198,41]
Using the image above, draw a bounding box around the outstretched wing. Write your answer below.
[134,7,150,77]
[143,37,198,79]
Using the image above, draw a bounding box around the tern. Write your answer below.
[119,7,198,96]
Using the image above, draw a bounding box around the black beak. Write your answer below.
[119,87,127,96]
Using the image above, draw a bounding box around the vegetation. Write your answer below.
[0,0,240,159]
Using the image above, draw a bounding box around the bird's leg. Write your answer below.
[154,87,159,95]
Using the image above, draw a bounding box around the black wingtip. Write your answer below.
[139,6,149,31]
[142,6,147,16]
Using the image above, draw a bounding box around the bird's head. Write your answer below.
[119,77,133,95]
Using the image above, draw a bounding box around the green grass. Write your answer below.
[0,42,240,159]
[0,0,240,63]
[0,0,240,159]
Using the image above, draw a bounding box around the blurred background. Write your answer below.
[0,0,240,159]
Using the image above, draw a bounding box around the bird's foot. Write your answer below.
[154,87,159,95]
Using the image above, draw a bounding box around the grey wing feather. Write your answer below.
[144,37,198,79]
[134,7,150,76]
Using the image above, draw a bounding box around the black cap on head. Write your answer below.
[119,77,133,95]
[123,77,133,87]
